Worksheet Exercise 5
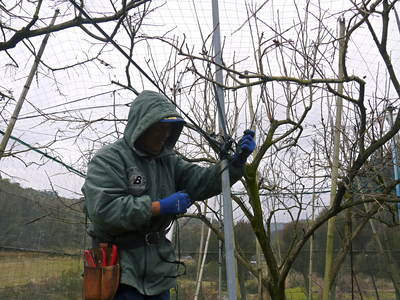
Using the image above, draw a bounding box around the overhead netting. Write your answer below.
[1,0,400,299]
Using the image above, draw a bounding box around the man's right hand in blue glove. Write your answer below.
[232,129,256,167]
[152,192,192,216]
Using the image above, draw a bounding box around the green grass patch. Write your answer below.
[0,250,82,288]
[0,250,83,300]
[285,287,307,300]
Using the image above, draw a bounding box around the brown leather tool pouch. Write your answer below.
[83,247,120,300]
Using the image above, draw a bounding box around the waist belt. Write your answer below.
[92,231,168,249]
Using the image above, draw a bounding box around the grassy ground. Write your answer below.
[0,249,82,300]
[0,250,396,300]
[284,286,397,300]
[0,249,81,288]
[285,287,308,300]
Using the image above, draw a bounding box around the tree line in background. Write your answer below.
[2,176,399,299]
[0,178,85,253]
[178,190,400,299]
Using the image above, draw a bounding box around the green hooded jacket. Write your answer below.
[82,90,243,295]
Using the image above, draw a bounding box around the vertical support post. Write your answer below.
[194,199,217,300]
[197,207,206,279]
[308,139,317,300]
[386,106,400,220]
[322,17,345,300]
[211,1,237,299]
[218,195,223,300]
[0,10,59,160]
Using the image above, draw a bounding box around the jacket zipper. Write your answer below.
[142,245,147,295]
[142,159,155,295]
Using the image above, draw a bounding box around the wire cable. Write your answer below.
[19,88,124,119]
[0,129,86,178]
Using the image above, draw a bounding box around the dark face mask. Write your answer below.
[136,122,172,155]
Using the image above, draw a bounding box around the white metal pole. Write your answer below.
[211,1,237,299]
[218,195,223,300]
[194,199,217,300]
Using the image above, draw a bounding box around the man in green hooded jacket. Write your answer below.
[82,90,256,299]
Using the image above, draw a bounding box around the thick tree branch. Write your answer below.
[0,0,150,51]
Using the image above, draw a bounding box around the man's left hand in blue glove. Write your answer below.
[152,192,192,216]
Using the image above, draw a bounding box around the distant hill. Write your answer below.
[0,178,288,255]
[0,178,85,253]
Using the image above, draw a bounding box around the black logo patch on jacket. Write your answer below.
[127,166,147,195]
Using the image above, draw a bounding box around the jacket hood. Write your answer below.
[124,90,185,156]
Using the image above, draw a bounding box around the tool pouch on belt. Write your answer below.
[83,244,120,300]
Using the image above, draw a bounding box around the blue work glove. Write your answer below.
[159,192,192,215]
[232,130,256,167]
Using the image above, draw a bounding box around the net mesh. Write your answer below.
[1,0,400,299]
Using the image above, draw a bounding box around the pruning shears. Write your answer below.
[84,250,96,267]
[84,244,118,267]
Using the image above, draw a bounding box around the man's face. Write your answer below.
[136,122,172,155]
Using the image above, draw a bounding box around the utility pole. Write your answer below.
[0,10,59,160]
[322,17,345,300]
[211,1,237,299]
